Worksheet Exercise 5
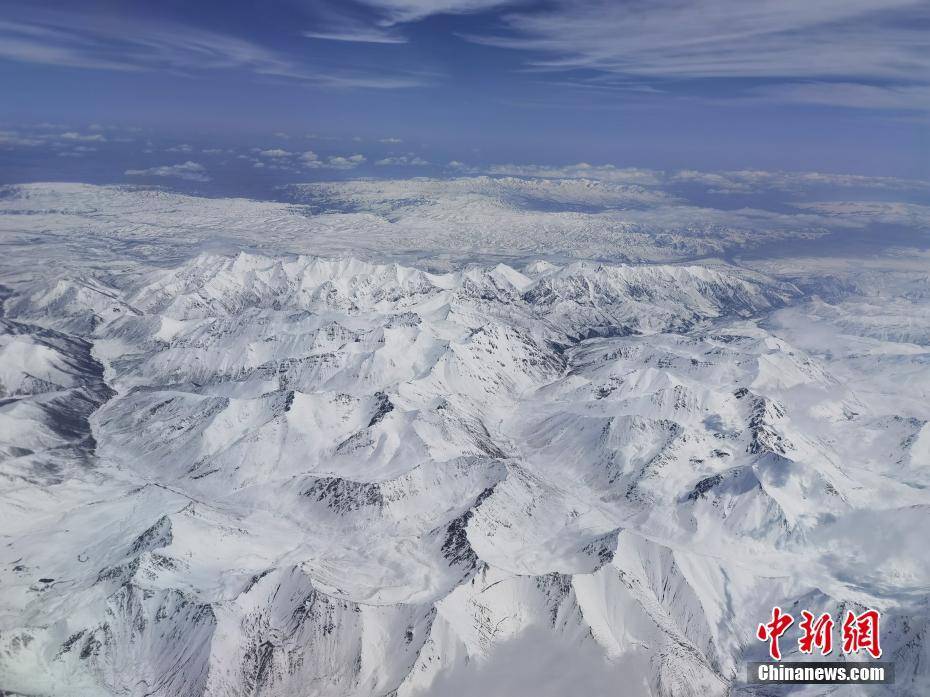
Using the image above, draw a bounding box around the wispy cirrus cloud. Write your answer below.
[303,0,517,46]
[125,161,211,182]
[302,28,407,44]
[0,19,143,72]
[0,12,428,89]
[749,82,930,112]
[463,0,930,110]
[357,0,518,24]
[0,17,299,75]
[302,0,410,43]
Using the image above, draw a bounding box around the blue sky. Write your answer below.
[1,0,929,188]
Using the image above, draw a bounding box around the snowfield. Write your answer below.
[3,178,921,276]
[0,182,929,696]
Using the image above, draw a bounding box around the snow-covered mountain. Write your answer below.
[1,184,929,697]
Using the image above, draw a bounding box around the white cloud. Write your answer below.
[125,161,211,182]
[59,131,106,142]
[483,162,930,194]
[375,154,429,166]
[257,148,292,158]
[379,137,403,143]
[792,201,930,230]
[0,130,43,147]
[487,162,663,185]
[56,143,99,156]
[86,123,140,133]
[302,153,367,169]
[326,154,367,169]
[167,143,193,153]
[671,169,930,194]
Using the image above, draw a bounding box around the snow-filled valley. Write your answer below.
[1,181,929,696]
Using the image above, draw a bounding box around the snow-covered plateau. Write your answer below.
[0,182,928,696]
